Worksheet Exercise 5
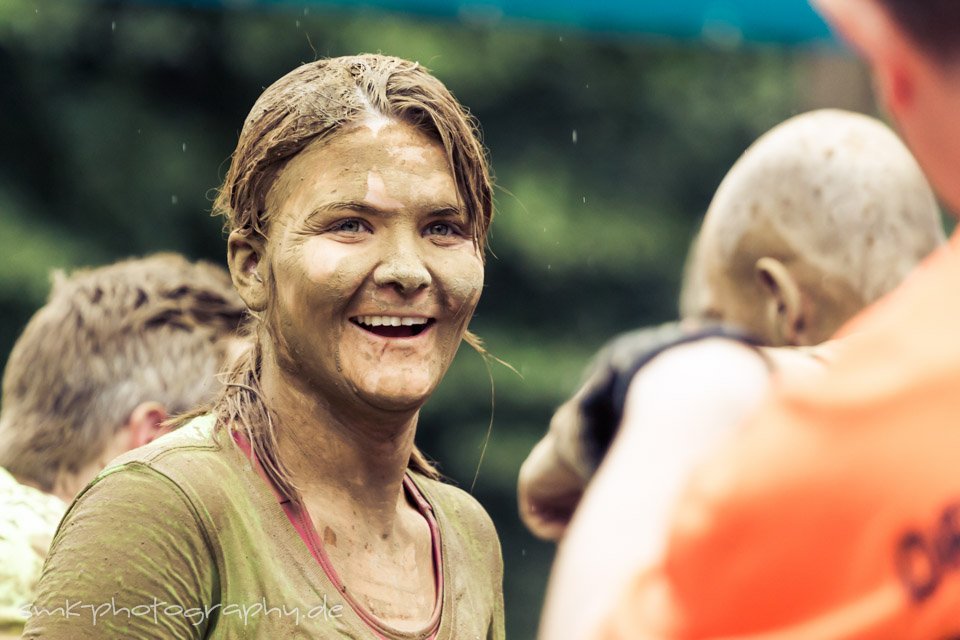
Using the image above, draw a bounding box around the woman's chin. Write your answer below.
[352,377,437,413]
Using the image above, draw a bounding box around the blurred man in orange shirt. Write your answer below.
[540,1,960,638]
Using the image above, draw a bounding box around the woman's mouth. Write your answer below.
[350,315,436,338]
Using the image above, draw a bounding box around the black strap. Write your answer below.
[579,323,764,473]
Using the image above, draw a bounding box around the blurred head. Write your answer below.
[0,254,247,501]
[681,109,944,346]
[814,0,960,212]
[215,55,494,488]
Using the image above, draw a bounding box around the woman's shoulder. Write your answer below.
[67,418,226,538]
[25,454,218,639]
[87,414,256,526]
[109,413,221,466]
[103,414,240,488]
[39,417,252,595]
[411,473,504,631]
[410,473,500,550]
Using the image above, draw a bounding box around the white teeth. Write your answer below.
[355,315,429,327]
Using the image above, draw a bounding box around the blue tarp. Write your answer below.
[198,0,836,44]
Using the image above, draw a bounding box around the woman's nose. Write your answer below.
[372,237,432,294]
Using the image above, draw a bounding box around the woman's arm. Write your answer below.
[21,463,216,639]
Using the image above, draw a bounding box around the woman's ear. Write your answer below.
[228,230,269,312]
[755,257,808,347]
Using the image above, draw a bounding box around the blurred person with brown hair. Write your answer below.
[23,54,505,639]
[539,0,960,637]
[0,253,246,637]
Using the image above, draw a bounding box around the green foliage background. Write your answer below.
[0,1,815,636]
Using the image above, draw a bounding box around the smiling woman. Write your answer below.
[22,55,504,640]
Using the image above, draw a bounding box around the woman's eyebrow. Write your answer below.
[429,205,466,218]
[300,201,382,225]
[307,201,464,220]
[319,200,386,215]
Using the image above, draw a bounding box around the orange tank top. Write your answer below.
[598,232,960,639]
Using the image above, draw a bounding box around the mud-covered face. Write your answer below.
[262,120,484,412]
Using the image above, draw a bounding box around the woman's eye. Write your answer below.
[426,222,458,237]
[330,219,367,234]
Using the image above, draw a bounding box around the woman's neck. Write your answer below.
[258,347,420,528]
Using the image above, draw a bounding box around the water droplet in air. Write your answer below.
[181,142,187,152]
[171,195,178,205]
[571,129,578,144]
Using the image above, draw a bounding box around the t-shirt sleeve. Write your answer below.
[20,463,216,639]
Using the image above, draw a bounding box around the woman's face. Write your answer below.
[261,120,484,412]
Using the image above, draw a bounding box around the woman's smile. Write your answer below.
[350,315,437,339]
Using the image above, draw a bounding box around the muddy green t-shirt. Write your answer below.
[21,416,505,639]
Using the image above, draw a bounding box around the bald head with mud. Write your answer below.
[683,108,944,345]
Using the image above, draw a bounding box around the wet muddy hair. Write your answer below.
[216,54,492,249]
[209,55,494,495]
[876,0,960,63]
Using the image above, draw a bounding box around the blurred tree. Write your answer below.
[0,0,818,635]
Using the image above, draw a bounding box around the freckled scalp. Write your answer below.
[697,109,945,307]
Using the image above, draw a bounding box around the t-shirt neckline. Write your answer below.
[230,430,444,640]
